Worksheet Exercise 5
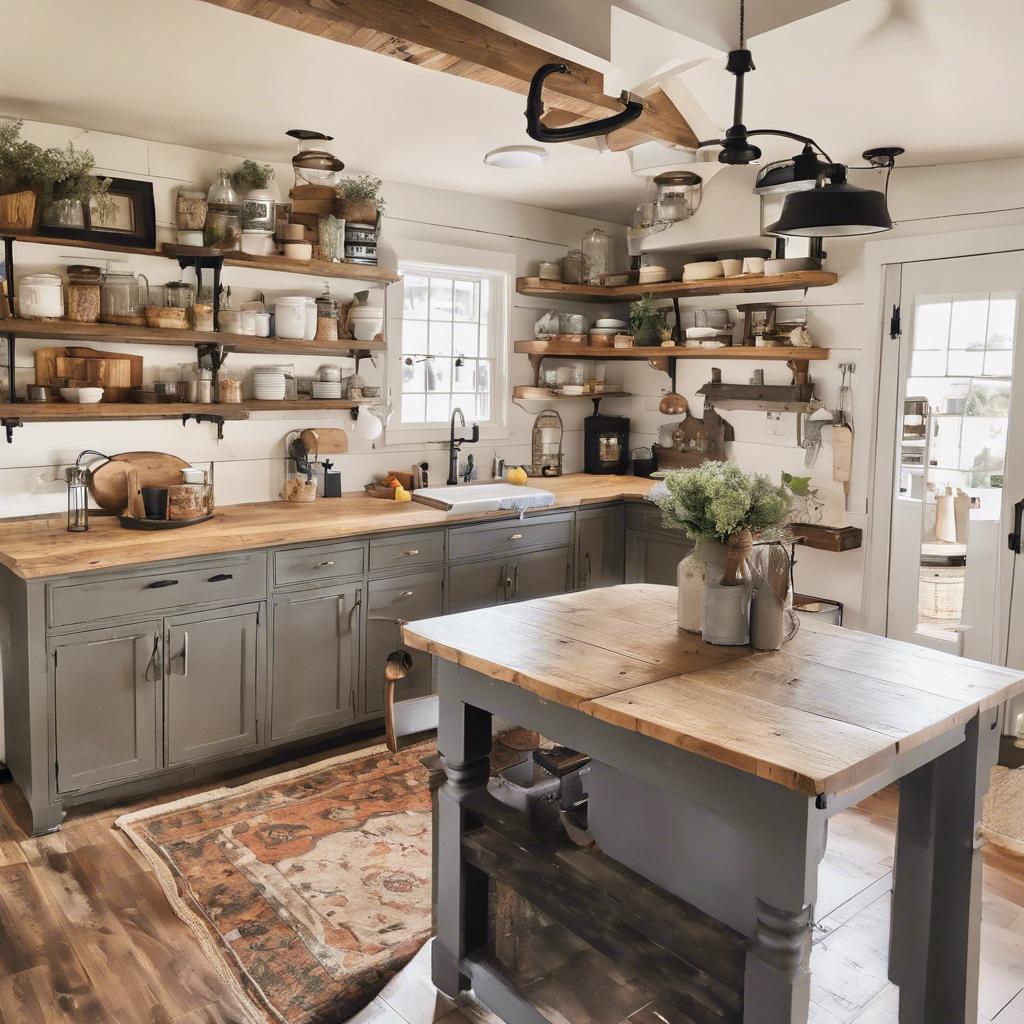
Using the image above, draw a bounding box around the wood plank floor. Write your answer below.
[1,742,1022,1024]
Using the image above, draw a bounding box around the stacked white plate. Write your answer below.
[595,318,627,330]
[638,265,670,284]
[312,381,343,400]
[253,369,286,401]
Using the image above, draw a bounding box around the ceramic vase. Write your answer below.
[677,538,726,633]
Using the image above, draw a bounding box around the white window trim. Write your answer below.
[386,239,514,446]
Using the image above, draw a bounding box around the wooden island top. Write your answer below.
[0,474,656,580]
[402,584,1024,796]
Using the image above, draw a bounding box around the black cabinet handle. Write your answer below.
[145,579,179,589]
[1009,498,1024,554]
[207,573,234,583]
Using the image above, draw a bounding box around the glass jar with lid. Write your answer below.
[100,271,150,326]
[207,168,238,212]
[204,209,241,250]
[315,283,339,342]
[581,227,613,285]
[653,171,702,223]
[163,280,195,310]
[65,265,102,323]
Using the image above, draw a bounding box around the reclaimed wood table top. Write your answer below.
[0,474,655,580]
[402,584,1024,796]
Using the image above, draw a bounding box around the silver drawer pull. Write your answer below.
[402,549,420,556]
[400,590,415,598]
[510,533,523,540]
[317,560,336,567]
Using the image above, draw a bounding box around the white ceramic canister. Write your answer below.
[253,311,271,337]
[181,467,207,485]
[240,230,275,256]
[19,273,64,318]
[275,296,307,339]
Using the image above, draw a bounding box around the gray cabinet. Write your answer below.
[576,506,625,590]
[270,582,361,742]
[447,547,571,613]
[165,606,260,767]
[625,530,692,585]
[50,621,161,795]
[364,570,443,715]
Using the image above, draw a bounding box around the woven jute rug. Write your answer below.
[116,742,435,1024]
[983,765,1024,856]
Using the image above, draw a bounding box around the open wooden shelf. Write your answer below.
[0,402,248,422]
[789,523,863,552]
[512,386,631,401]
[3,230,159,257]
[514,341,829,361]
[163,244,400,284]
[244,399,377,411]
[516,270,838,302]
[0,318,386,357]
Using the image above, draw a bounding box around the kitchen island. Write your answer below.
[402,584,1024,1024]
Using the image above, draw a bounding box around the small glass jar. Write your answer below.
[175,188,208,230]
[218,375,242,404]
[207,168,238,211]
[163,281,195,310]
[581,227,613,285]
[191,303,214,332]
[66,267,102,323]
[315,285,339,342]
[204,209,241,250]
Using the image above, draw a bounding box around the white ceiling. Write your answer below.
[1,0,1022,223]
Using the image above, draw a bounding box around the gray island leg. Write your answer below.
[889,708,999,1023]
[432,671,492,998]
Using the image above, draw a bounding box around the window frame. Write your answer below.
[386,240,513,445]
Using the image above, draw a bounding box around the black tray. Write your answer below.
[119,514,214,530]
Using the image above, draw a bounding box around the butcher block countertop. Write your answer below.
[0,474,656,580]
[402,584,1024,796]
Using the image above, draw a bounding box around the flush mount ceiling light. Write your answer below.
[483,145,549,168]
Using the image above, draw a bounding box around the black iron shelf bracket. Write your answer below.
[2,417,22,444]
[181,413,225,440]
[173,251,225,326]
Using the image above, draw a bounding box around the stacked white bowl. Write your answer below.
[312,380,343,400]
[252,367,286,401]
[348,303,384,342]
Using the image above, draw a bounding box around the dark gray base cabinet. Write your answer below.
[3,498,686,835]
[270,583,361,742]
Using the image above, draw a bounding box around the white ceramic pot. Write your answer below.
[240,230,275,256]
[352,320,381,342]
[19,274,64,318]
[274,297,307,339]
[176,229,205,246]
[354,406,383,441]
[284,241,313,261]
[676,538,726,633]
[253,311,271,337]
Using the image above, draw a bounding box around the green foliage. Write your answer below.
[0,119,111,215]
[781,471,812,496]
[337,174,386,213]
[233,159,275,190]
[654,461,791,541]
[629,294,662,331]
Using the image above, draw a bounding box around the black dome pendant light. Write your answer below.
[696,0,901,237]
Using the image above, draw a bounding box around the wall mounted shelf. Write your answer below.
[516,270,838,303]
[514,340,828,385]
[789,524,863,552]
[1,318,385,358]
[512,386,632,401]
[0,402,247,421]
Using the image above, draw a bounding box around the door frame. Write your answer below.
[861,223,1024,650]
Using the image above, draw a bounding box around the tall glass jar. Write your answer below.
[163,281,195,309]
[581,227,613,285]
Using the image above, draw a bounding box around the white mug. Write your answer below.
[720,258,743,278]
[742,256,766,275]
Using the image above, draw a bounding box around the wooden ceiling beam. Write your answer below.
[201,0,698,149]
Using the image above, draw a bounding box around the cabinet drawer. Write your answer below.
[48,554,266,629]
[625,504,672,535]
[448,513,572,562]
[273,541,366,588]
[369,531,444,574]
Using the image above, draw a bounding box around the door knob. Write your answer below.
[1009,498,1024,554]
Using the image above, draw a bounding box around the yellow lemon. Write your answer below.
[506,466,528,486]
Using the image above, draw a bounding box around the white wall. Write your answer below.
[0,119,627,519]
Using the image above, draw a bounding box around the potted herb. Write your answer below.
[335,174,385,225]
[653,462,790,635]
[233,160,276,232]
[0,120,113,231]
[629,294,665,347]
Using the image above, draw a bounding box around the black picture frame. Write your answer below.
[37,177,157,250]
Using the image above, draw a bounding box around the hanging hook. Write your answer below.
[525,63,644,143]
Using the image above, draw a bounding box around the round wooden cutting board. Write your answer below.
[87,451,191,512]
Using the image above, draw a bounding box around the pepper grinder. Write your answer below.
[322,459,342,498]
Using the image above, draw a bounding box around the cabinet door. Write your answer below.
[165,606,260,766]
[510,546,573,602]
[270,583,360,742]
[625,530,693,586]
[364,570,443,715]
[447,557,513,613]
[50,621,161,794]
[576,506,624,590]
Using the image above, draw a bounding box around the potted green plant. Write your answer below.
[629,294,665,347]
[0,120,113,231]
[233,160,276,233]
[335,174,385,225]
[653,461,790,635]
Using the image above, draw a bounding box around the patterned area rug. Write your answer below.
[983,765,1024,856]
[116,743,435,1024]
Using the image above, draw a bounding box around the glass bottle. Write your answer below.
[65,466,90,532]
[581,227,613,285]
[207,168,238,212]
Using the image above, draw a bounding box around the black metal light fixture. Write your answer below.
[753,145,832,195]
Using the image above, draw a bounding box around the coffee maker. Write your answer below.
[584,414,629,474]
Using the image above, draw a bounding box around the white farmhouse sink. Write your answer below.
[412,483,554,515]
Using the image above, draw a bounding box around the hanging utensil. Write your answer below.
[659,392,689,416]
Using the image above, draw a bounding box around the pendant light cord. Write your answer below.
[739,0,746,47]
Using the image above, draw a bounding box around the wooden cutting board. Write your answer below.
[299,427,348,456]
[34,346,143,402]
[88,451,190,512]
